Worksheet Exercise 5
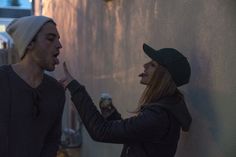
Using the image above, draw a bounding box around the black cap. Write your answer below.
[143,43,191,87]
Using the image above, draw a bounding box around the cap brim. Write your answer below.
[143,43,159,61]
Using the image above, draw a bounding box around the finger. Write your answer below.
[63,62,69,74]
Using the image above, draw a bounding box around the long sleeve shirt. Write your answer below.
[0,65,65,157]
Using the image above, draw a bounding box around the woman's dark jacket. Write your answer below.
[67,80,192,157]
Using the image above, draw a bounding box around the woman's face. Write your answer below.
[139,60,159,85]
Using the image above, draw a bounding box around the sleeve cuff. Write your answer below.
[66,80,84,96]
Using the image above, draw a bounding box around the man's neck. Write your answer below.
[12,60,44,88]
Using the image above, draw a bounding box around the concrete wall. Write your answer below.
[35,0,236,157]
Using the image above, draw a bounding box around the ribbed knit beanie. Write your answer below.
[6,15,54,59]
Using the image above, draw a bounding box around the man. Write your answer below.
[0,16,65,157]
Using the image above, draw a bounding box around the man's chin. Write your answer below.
[46,66,55,72]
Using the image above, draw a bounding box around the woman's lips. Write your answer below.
[138,73,147,77]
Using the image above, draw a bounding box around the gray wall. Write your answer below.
[36,0,236,157]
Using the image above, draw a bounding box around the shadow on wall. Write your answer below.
[177,48,222,157]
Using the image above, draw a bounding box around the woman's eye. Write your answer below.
[151,63,156,67]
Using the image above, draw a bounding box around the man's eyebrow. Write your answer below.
[46,33,60,39]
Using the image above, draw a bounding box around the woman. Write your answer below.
[60,43,192,157]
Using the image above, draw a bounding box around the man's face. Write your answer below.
[30,22,62,71]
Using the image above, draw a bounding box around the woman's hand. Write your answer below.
[59,62,74,88]
[99,97,115,118]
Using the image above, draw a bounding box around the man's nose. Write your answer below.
[56,40,62,49]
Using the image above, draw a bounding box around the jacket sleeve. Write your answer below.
[40,91,65,157]
[67,80,170,144]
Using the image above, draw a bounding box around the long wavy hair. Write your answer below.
[136,64,183,112]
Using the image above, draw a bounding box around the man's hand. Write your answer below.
[59,62,74,88]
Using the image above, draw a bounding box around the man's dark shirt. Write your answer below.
[0,65,65,157]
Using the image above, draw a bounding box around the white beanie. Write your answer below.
[6,15,54,59]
